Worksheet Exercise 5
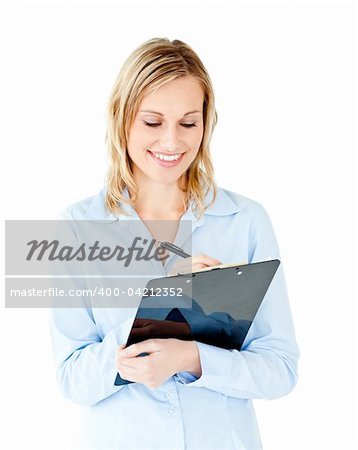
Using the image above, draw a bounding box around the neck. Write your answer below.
[132,175,187,220]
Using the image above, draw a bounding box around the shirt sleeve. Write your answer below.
[49,307,126,406]
[176,205,300,400]
[49,208,126,407]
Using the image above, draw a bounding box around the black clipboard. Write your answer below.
[114,259,280,386]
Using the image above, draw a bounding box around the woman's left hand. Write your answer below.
[116,338,201,389]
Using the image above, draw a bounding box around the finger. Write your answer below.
[170,260,195,275]
[117,344,137,371]
[169,255,222,276]
[117,365,137,383]
[117,344,128,364]
[118,339,162,357]
[192,263,208,270]
[192,254,222,266]
[171,257,194,269]
[118,354,150,370]
[117,357,139,370]
[117,350,152,373]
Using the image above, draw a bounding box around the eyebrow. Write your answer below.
[138,110,202,117]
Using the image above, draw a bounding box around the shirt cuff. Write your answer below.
[175,371,199,384]
[175,341,233,387]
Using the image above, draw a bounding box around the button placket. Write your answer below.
[165,389,178,414]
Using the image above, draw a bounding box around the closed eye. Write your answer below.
[144,121,197,128]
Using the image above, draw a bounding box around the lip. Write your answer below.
[147,150,185,168]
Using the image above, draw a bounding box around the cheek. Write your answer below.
[186,148,201,166]
[188,128,204,153]
[184,129,204,164]
[127,126,152,158]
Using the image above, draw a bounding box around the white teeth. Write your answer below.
[152,152,182,162]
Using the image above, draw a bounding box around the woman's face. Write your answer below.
[127,76,204,186]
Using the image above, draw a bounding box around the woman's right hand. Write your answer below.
[169,254,222,276]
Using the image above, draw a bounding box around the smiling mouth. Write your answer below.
[148,151,183,161]
[147,150,185,166]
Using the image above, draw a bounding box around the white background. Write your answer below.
[2,1,357,449]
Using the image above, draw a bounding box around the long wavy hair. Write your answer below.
[105,37,217,218]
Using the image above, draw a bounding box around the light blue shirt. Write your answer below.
[49,187,299,450]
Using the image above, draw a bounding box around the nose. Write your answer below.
[159,124,182,152]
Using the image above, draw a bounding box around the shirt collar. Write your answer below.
[203,187,242,216]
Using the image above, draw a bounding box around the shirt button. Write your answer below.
[165,392,173,399]
[168,407,175,414]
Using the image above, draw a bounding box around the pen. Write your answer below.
[159,242,191,259]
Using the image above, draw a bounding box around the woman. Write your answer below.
[50,37,299,449]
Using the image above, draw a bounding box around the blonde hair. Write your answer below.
[105,37,217,218]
